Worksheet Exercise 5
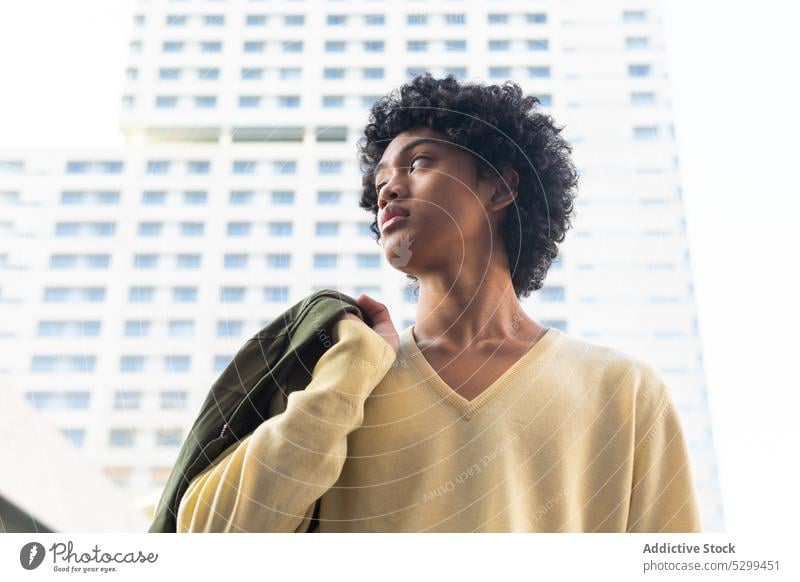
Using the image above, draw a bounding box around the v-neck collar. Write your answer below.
[400,324,560,419]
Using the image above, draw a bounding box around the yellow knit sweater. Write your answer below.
[177,319,702,533]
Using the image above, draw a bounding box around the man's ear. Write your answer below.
[490,164,520,210]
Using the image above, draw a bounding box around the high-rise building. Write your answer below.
[0,0,723,531]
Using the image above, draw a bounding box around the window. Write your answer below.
[163,41,184,53]
[59,429,85,448]
[363,68,384,80]
[357,222,373,237]
[229,190,253,205]
[109,429,136,447]
[539,286,565,302]
[142,191,166,205]
[445,40,466,52]
[278,95,300,108]
[168,320,195,337]
[113,391,141,410]
[284,15,304,26]
[133,254,158,269]
[173,287,198,302]
[246,15,267,26]
[166,15,187,26]
[221,287,246,302]
[317,191,341,205]
[129,286,155,302]
[631,92,656,106]
[217,320,243,337]
[227,222,251,236]
[198,67,219,80]
[527,39,549,51]
[241,68,263,80]
[233,160,255,174]
[239,96,261,108]
[407,40,428,52]
[244,41,264,53]
[634,126,659,141]
[626,37,649,49]
[224,254,248,269]
[314,254,338,269]
[327,15,346,26]
[280,67,301,80]
[266,253,291,269]
[445,67,467,79]
[120,356,145,373]
[325,41,345,53]
[282,40,302,53]
[165,355,191,373]
[324,68,345,80]
[489,66,511,79]
[364,41,384,53]
[138,222,162,236]
[204,15,224,26]
[273,160,296,174]
[183,190,207,205]
[322,95,344,108]
[623,10,647,22]
[25,391,91,410]
[357,254,381,269]
[187,161,210,175]
[180,222,204,236]
[541,319,568,332]
[528,66,551,78]
[155,96,177,108]
[628,64,651,77]
[65,161,123,174]
[31,356,95,373]
[200,41,222,53]
[159,68,181,80]
[194,96,217,108]
[123,320,150,337]
[407,14,427,26]
[489,40,510,51]
[315,222,339,236]
[156,429,183,447]
[264,287,289,303]
[364,14,384,26]
[269,222,293,236]
[488,14,509,25]
[318,160,342,175]
[146,160,170,175]
[445,14,466,25]
[527,13,547,24]
[271,191,294,205]
[161,390,188,410]
[176,254,201,269]
[37,321,101,337]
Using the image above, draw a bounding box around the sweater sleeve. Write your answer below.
[626,367,703,533]
[176,319,396,533]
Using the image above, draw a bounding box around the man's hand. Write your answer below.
[338,295,400,356]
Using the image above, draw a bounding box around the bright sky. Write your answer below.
[0,0,798,536]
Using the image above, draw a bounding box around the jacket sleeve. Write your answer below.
[626,365,703,533]
[176,319,397,532]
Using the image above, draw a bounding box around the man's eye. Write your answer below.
[375,156,429,191]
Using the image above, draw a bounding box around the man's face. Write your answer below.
[374,126,499,274]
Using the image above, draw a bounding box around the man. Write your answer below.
[177,74,702,533]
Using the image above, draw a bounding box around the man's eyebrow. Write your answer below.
[374,138,450,178]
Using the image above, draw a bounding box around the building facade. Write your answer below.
[0,0,723,531]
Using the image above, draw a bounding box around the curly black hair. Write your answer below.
[356,73,579,299]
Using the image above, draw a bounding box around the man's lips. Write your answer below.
[381,214,409,232]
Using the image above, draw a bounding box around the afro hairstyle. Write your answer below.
[356,73,579,299]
